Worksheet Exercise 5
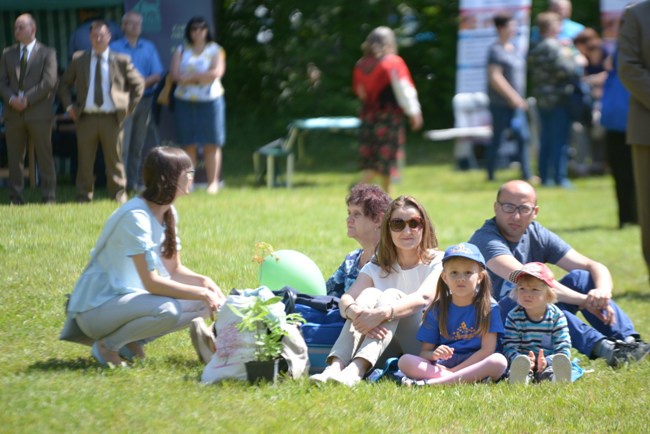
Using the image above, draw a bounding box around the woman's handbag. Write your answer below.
[156,74,175,106]
[59,295,93,346]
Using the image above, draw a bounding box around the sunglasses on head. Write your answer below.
[389,217,422,232]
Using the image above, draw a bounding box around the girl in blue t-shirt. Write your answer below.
[398,243,507,385]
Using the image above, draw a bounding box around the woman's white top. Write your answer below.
[359,249,442,294]
[174,41,224,101]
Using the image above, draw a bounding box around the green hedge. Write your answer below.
[217,0,600,129]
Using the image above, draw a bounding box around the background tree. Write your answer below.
[216,0,600,129]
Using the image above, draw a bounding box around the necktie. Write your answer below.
[18,46,27,91]
[94,54,104,107]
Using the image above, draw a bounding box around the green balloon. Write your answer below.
[259,250,326,296]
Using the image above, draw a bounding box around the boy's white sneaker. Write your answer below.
[509,354,531,385]
[552,354,572,383]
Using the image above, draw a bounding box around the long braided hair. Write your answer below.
[141,146,192,259]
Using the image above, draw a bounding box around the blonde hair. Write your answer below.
[510,275,557,304]
[362,26,397,58]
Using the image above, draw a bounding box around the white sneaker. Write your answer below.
[189,317,216,364]
[309,367,339,384]
[329,369,363,387]
[552,354,572,383]
[509,355,531,385]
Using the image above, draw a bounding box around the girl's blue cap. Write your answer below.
[442,243,486,268]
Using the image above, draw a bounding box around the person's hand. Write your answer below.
[9,96,27,112]
[575,53,589,67]
[537,349,547,372]
[202,276,226,305]
[586,303,616,325]
[527,351,536,371]
[512,96,528,111]
[409,112,423,131]
[202,289,223,320]
[432,345,454,361]
[585,288,611,310]
[67,106,78,123]
[366,324,390,340]
[352,308,388,335]
[181,73,202,85]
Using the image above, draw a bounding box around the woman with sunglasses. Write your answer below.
[310,195,442,386]
[170,16,226,195]
[61,147,225,367]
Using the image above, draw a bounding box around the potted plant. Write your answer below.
[229,295,305,384]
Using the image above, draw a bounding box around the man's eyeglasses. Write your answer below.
[389,217,422,232]
[497,201,535,215]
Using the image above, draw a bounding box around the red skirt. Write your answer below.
[358,105,405,177]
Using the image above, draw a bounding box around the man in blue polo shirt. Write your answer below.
[110,11,163,192]
[530,0,585,47]
[469,180,650,367]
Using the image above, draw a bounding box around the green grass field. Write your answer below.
[1,129,649,433]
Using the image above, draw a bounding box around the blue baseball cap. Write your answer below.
[442,243,486,268]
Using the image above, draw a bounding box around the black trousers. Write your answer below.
[605,130,637,227]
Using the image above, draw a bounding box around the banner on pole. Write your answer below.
[455,0,531,95]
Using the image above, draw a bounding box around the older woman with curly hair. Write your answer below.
[326,184,391,297]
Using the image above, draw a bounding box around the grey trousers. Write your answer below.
[75,292,209,352]
[328,287,422,368]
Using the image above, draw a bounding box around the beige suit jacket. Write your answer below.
[0,41,57,121]
[58,50,144,124]
[618,0,650,146]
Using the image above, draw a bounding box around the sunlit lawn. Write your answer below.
[1,128,648,432]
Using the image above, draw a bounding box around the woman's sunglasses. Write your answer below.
[389,217,422,232]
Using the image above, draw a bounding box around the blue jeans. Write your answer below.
[538,106,572,185]
[498,270,638,357]
[487,105,531,180]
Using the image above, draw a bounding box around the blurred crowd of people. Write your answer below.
[1,11,226,204]
[485,1,636,221]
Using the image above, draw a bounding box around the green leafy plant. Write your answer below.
[229,296,305,362]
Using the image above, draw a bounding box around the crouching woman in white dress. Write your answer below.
[61,146,225,367]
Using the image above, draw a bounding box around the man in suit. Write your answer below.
[0,13,58,204]
[58,20,144,203]
[618,0,650,282]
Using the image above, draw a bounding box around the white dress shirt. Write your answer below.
[84,49,116,113]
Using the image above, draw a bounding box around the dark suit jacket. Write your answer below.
[618,0,650,146]
[0,41,57,121]
[58,50,144,124]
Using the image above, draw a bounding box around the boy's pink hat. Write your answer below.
[509,262,555,286]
